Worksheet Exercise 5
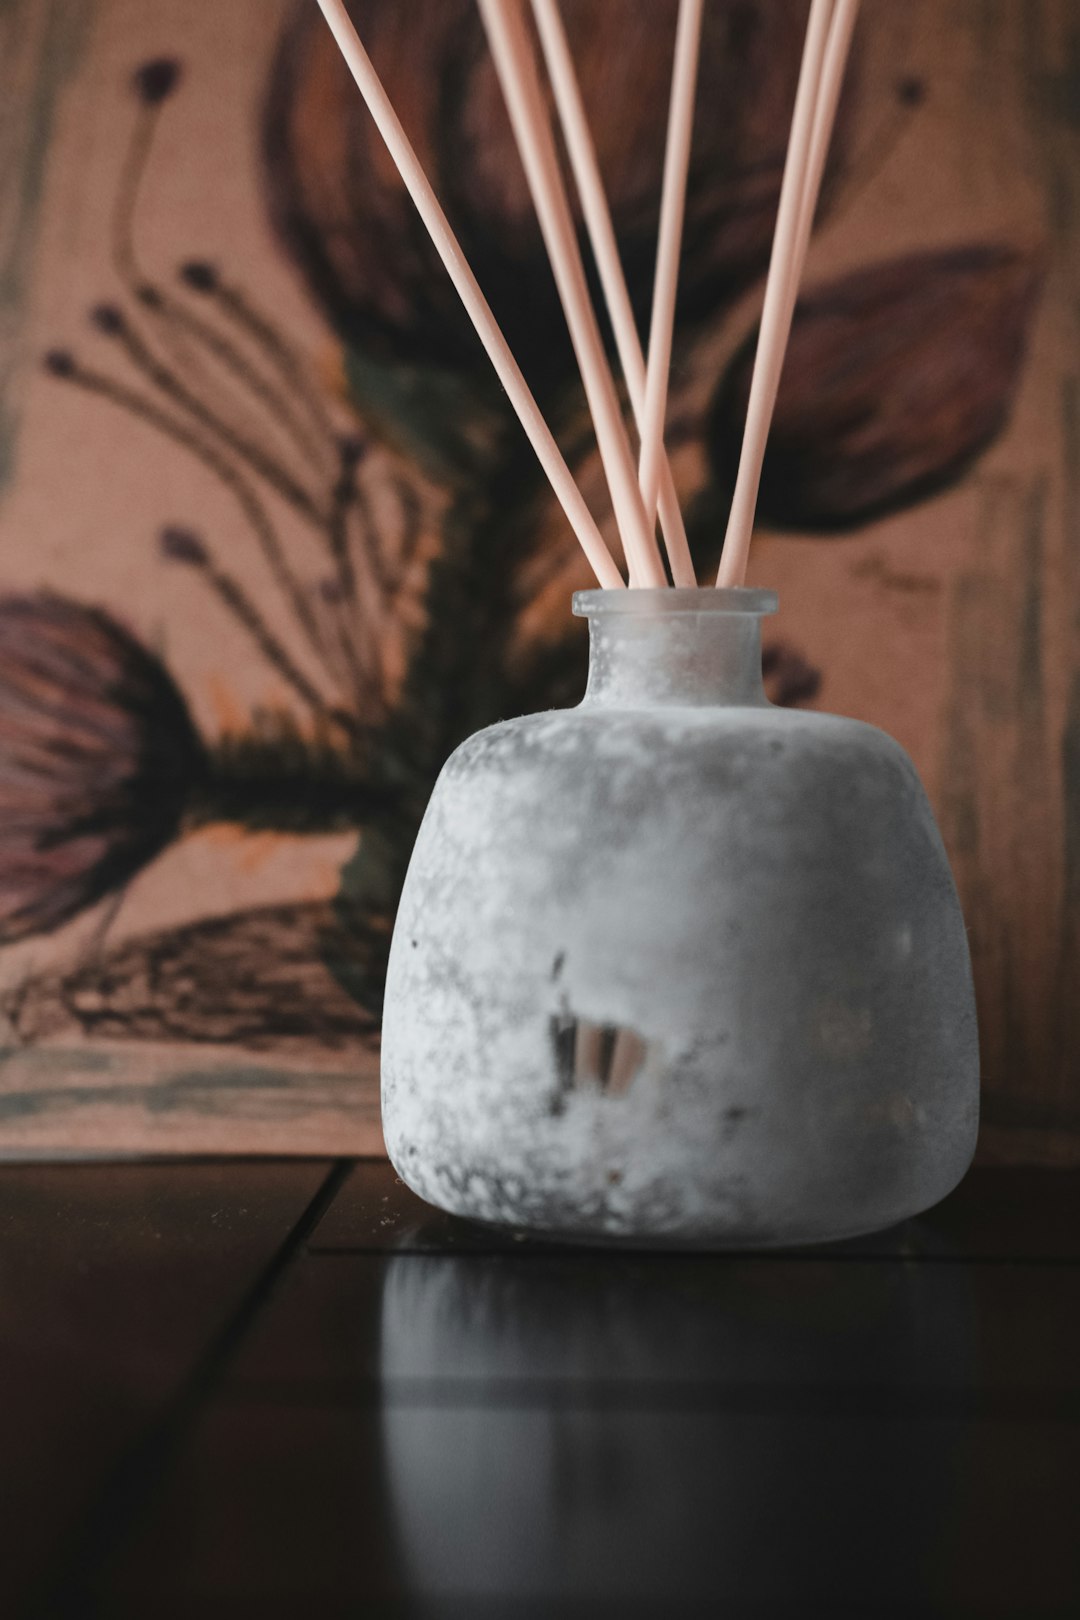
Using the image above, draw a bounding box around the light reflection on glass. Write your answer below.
[376,1230,977,1608]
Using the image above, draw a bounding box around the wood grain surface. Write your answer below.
[4,1159,1076,1617]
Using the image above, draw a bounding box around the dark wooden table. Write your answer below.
[1,1158,1078,1618]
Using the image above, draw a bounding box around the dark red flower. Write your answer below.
[0,594,207,942]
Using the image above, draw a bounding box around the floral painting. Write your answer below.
[0,0,1074,1160]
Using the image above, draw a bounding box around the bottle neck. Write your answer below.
[581,610,769,709]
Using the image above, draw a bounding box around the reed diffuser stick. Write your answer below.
[637,0,705,535]
[529,0,696,587]
[312,0,624,589]
[478,0,668,589]
[793,0,861,275]
[716,0,841,589]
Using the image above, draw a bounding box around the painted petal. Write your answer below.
[710,244,1043,531]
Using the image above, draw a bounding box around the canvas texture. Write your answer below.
[0,0,1074,1160]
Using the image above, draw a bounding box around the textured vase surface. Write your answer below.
[381,588,979,1247]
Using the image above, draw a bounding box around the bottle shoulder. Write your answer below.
[444,701,917,779]
[430,704,933,849]
[418,700,945,888]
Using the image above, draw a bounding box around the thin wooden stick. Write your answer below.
[716,0,841,588]
[793,1,861,279]
[717,0,859,587]
[637,0,705,537]
[529,0,696,587]
[313,0,624,589]
[478,0,667,589]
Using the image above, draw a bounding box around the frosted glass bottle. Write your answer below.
[381,589,979,1246]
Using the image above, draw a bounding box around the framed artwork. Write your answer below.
[0,0,1074,1160]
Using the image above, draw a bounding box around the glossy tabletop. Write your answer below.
[2,1158,1078,1617]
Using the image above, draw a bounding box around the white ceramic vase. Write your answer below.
[381,588,979,1246]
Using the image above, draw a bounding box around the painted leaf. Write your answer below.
[3,901,378,1049]
[709,244,1043,531]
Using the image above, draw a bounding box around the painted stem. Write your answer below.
[111,104,336,480]
[637,0,705,540]
[105,313,326,525]
[198,273,344,463]
[477,0,667,589]
[529,0,695,585]
[716,0,842,588]
[49,358,346,695]
[153,287,332,473]
[198,557,353,733]
[313,0,624,589]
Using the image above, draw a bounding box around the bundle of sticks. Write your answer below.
[314,0,859,590]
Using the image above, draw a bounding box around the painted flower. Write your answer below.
[709,244,1044,531]
[0,594,206,942]
[261,0,854,385]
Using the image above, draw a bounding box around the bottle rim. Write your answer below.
[573,586,778,618]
